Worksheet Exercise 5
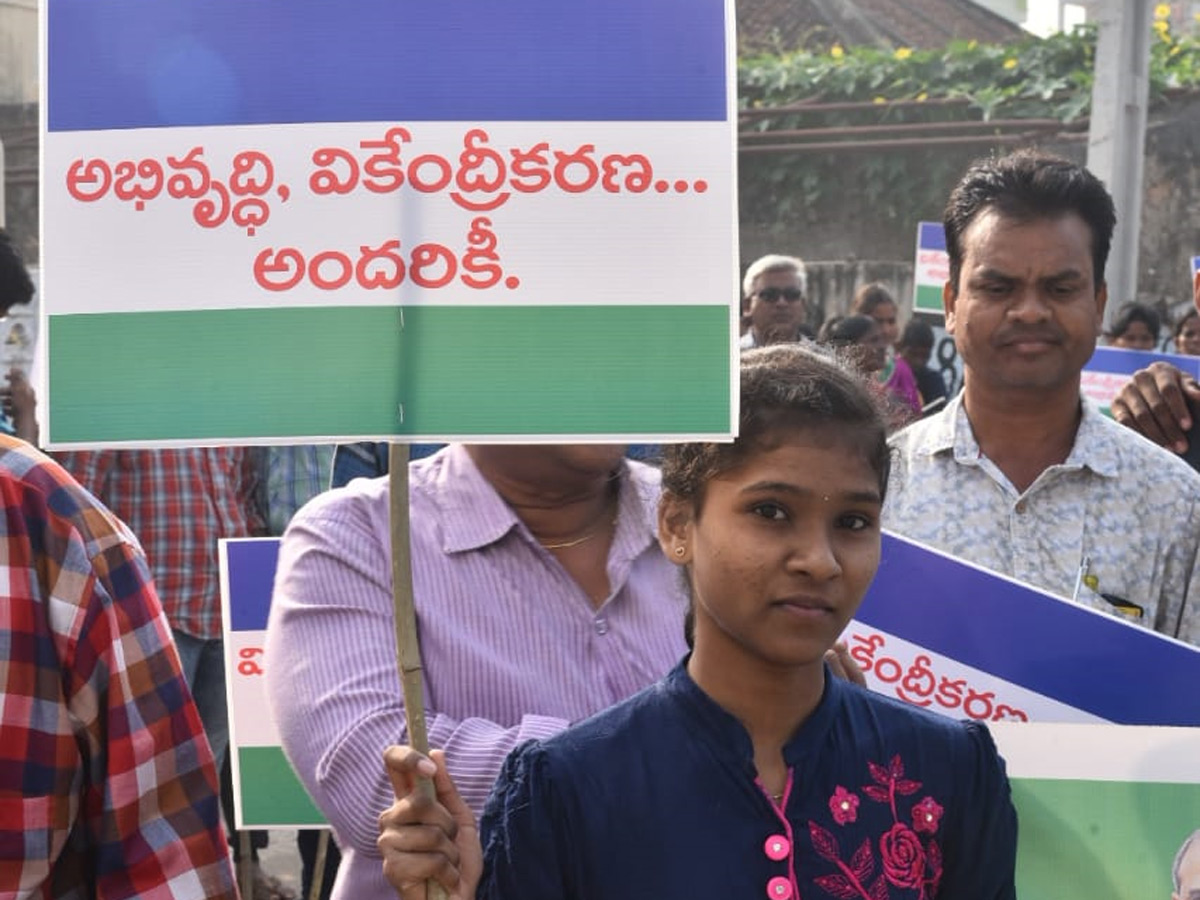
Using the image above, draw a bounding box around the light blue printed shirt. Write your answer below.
[884,392,1200,646]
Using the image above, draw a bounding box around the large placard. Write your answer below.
[43,0,738,446]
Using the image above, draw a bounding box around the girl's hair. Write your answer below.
[1174,308,1199,340]
[1105,301,1160,342]
[662,345,890,508]
[851,282,896,316]
[817,314,878,348]
[662,345,891,646]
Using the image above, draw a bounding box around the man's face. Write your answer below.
[945,210,1106,397]
[1175,838,1200,900]
[745,269,805,345]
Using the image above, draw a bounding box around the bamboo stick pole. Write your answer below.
[388,443,446,900]
[307,831,329,900]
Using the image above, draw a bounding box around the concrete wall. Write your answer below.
[0,0,36,105]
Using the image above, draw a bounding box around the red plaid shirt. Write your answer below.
[0,436,237,899]
[57,448,265,639]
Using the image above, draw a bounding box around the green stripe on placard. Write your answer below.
[238,746,326,827]
[48,305,730,442]
[1012,777,1200,899]
[913,283,944,316]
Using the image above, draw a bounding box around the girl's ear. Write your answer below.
[657,493,694,564]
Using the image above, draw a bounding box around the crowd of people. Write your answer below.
[2,148,1198,900]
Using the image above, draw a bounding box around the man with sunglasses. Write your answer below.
[739,253,809,349]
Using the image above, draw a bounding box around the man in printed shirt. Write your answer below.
[885,150,1200,645]
[0,436,236,898]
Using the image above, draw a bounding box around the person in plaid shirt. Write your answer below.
[55,447,265,768]
[0,435,237,898]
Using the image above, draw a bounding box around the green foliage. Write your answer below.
[737,22,1200,237]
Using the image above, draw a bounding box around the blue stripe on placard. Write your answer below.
[1085,346,1200,379]
[226,539,280,632]
[857,534,1200,726]
[48,0,728,131]
[918,221,946,252]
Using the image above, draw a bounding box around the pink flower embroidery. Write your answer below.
[911,796,943,834]
[828,786,860,825]
[879,823,926,889]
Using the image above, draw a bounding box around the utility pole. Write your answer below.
[1086,0,1152,322]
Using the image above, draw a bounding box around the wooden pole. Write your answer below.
[388,443,447,900]
[307,831,329,900]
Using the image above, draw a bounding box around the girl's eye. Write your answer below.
[751,502,787,521]
[838,513,874,532]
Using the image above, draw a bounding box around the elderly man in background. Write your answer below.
[739,253,810,349]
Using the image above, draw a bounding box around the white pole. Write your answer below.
[1086,0,1152,322]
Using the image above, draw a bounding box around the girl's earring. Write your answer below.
[674,546,686,557]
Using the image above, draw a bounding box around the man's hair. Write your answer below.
[1173,829,1200,891]
[899,318,935,350]
[742,253,807,299]
[0,230,34,308]
[943,150,1116,293]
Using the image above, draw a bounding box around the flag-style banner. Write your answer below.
[851,533,1200,727]
[43,0,738,447]
[220,538,324,827]
[912,222,948,317]
[223,532,1200,832]
[1081,345,1200,417]
[992,722,1200,899]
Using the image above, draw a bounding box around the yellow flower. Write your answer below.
[916,91,928,102]
[831,44,845,59]
[1155,3,1171,20]
[1153,19,1170,32]
[967,39,978,50]
[873,96,887,104]
[1003,57,1018,69]
[894,47,913,60]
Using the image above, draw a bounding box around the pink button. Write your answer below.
[763,834,790,861]
[766,876,793,900]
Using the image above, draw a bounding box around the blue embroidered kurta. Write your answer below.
[479,661,1017,900]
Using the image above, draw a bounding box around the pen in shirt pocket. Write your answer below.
[1072,554,1143,619]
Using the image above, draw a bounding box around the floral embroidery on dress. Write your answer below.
[813,756,944,899]
[829,786,860,824]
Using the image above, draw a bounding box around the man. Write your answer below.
[1175,830,1200,900]
[0,435,237,898]
[885,150,1200,645]
[739,253,809,349]
[1110,270,1200,455]
[54,448,277,891]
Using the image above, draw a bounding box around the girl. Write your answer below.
[852,283,922,419]
[379,345,1017,900]
[1105,302,1161,351]
[1175,308,1200,357]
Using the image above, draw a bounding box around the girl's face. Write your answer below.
[867,301,899,347]
[854,323,889,373]
[660,433,883,672]
[1177,317,1200,357]
[1110,321,1156,351]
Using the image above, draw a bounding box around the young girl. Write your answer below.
[852,283,921,419]
[379,345,1017,900]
